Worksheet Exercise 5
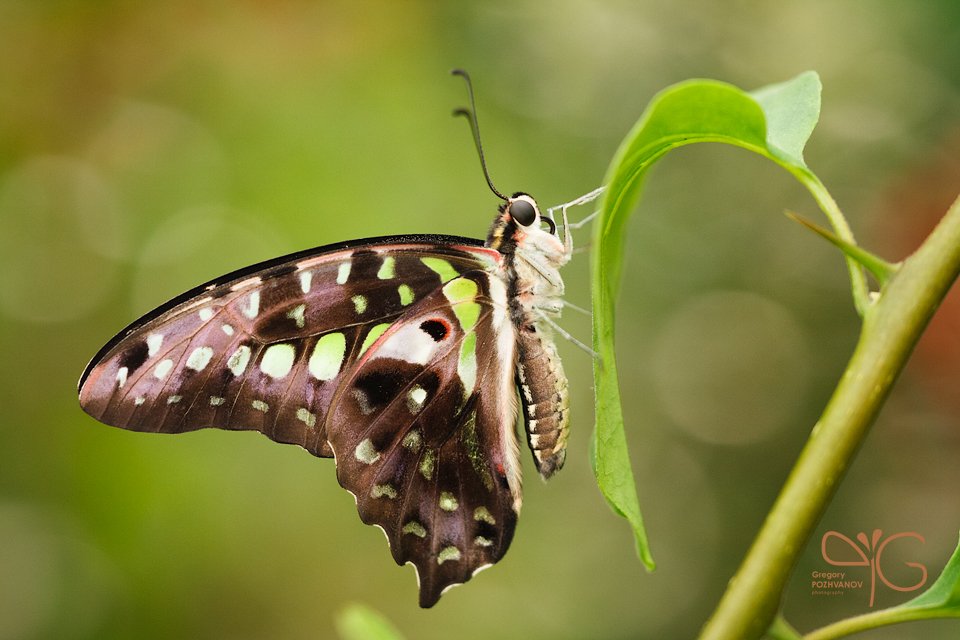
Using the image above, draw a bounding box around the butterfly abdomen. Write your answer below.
[515,326,569,479]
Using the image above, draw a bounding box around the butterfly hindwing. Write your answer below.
[327,270,520,606]
[78,236,522,605]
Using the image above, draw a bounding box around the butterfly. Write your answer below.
[78,71,594,607]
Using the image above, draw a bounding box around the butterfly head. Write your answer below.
[486,193,565,262]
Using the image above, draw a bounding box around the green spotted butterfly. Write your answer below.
[78,71,590,607]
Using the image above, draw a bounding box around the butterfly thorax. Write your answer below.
[486,194,570,479]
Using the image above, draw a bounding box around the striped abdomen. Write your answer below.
[516,326,569,479]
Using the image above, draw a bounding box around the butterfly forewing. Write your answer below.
[81,239,486,438]
[78,236,522,605]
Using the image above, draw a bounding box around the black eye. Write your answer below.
[509,199,536,226]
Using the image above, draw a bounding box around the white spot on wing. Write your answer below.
[299,270,312,294]
[153,358,173,380]
[251,399,269,412]
[296,407,316,427]
[406,386,427,413]
[221,324,234,336]
[146,334,164,358]
[198,307,214,322]
[286,303,306,329]
[227,345,252,376]
[336,261,351,285]
[185,346,214,371]
[371,323,440,365]
[116,366,128,388]
[354,438,380,464]
[242,291,260,318]
[458,336,477,396]
[402,429,422,451]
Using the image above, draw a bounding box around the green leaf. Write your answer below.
[896,532,960,612]
[750,70,821,168]
[335,603,406,640]
[591,72,824,569]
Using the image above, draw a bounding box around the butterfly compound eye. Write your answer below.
[509,199,537,227]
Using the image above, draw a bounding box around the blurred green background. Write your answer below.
[2,2,959,639]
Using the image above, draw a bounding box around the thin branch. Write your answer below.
[699,192,960,639]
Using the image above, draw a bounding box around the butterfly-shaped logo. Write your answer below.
[78,71,595,607]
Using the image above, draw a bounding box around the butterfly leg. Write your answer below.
[559,299,591,316]
[535,309,598,359]
[546,185,606,215]
[547,185,605,260]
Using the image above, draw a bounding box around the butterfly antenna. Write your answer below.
[451,69,508,201]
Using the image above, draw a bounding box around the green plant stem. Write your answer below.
[804,605,960,640]
[767,614,803,640]
[791,168,872,315]
[699,193,960,640]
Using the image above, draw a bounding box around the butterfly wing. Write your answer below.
[326,269,520,606]
[78,235,521,605]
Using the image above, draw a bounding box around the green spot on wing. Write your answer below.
[462,411,493,490]
[419,449,436,479]
[474,506,495,525]
[437,546,461,564]
[402,428,422,450]
[398,284,415,306]
[442,277,478,302]
[421,257,459,283]
[438,491,459,511]
[371,484,397,499]
[352,294,368,314]
[359,323,391,356]
[377,256,396,280]
[443,278,481,330]
[309,332,346,380]
[453,302,480,332]
[458,332,477,396]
